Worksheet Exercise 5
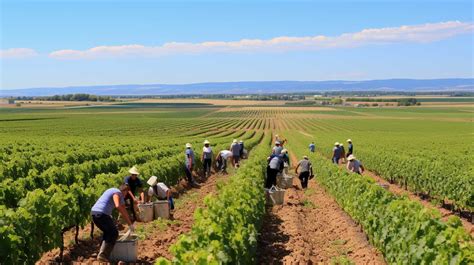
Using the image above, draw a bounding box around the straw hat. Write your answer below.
[239,140,243,143]
[233,139,237,143]
[348,155,356,161]
[281,149,288,154]
[347,139,352,142]
[147,176,158,186]
[275,141,280,145]
[128,166,139,175]
[203,140,210,144]
[275,134,279,137]
[185,143,192,148]
[303,155,308,159]
[339,143,343,146]
[334,142,340,146]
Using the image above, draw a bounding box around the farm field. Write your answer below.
[0,102,473,264]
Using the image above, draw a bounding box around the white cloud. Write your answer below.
[0,48,39,59]
[44,20,472,59]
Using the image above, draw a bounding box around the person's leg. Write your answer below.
[270,169,278,187]
[184,166,194,183]
[265,167,272,188]
[301,171,309,189]
[223,159,227,172]
[93,214,118,260]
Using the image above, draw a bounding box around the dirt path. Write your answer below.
[257,177,385,264]
[37,171,228,264]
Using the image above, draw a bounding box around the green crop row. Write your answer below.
[289,135,473,264]
[156,133,271,264]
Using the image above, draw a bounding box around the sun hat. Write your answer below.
[334,142,340,146]
[147,176,158,186]
[233,139,237,143]
[339,143,343,146]
[348,155,356,161]
[185,143,192,148]
[303,155,308,159]
[239,140,243,143]
[281,149,288,154]
[275,141,280,145]
[203,140,210,144]
[128,166,139,175]
[347,139,352,142]
[275,134,279,137]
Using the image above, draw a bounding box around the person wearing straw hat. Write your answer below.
[339,143,346,163]
[91,183,134,262]
[146,176,175,213]
[347,155,365,174]
[332,142,342,164]
[346,139,353,157]
[184,143,199,187]
[124,166,144,221]
[295,155,313,189]
[230,139,241,168]
[309,142,315,153]
[272,141,283,155]
[201,140,213,177]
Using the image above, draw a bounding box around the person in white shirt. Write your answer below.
[216,150,233,173]
[146,176,175,211]
[201,140,213,177]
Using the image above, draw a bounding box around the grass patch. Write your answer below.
[330,255,354,265]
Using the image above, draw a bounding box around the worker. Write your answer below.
[230,139,241,167]
[309,142,315,153]
[281,149,290,174]
[332,142,342,164]
[295,155,314,189]
[239,140,244,159]
[339,143,346,163]
[91,184,134,262]
[216,149,233,173]
[272,141,283,155]
[275,134,287,146]
[184,143,199,187]
[347,155,365,174]
[346,139,353,157]
[265,154,284,188]
[146,176,175,213]
[201,140,213,177]
[124,166,144,221]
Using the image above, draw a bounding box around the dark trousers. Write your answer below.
[203,158,212,174]
[92,213,118,244]
[124,194,138,221]
[265,167,278,188]
[217,157,227,172]
[332,156,340,164]
[299,171,310,189]
[184,166,194,182]
[233,156,240,165]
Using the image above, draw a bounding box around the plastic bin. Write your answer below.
[138,203,154,222]
[278,174,294,189]
[265,186,285,205]
[110,234,138,262]
[153,200,170,219]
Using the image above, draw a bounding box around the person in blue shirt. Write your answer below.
[91,184,134,262]
[332,142,342,164]
[184,143,199,187]
[346,139,353,157]
[309,142,315,153]
[124,166,144,221]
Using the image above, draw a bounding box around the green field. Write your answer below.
[0,103,473,264]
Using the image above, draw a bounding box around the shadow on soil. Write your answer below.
[257,206,291,265]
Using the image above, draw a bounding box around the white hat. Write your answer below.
[281,149,288,154]
[347,139,352,142]
[348,155,356,161]
[303,155,308,159]
[128,166,139,175]
[147,176,158,186]
[233,139,237,143]
[203,140,210,144]
[239,140,243,143]
[339,143,343,146]
[185,143,192,148]
[334,142,340,146]
[275,141,280,145]
[275,134,279,137]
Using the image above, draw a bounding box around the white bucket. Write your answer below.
[153,200,169,219]
[138,203,154,222]
[279,174,294,189]
[266,186,285,205]
[110,234,138,262]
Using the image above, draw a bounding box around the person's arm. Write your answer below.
[346,162,351,171]
[360,164,365,173]
[295,163,300,174]
[114,194,133,226]
[139,190,145,203]
[187,154,192,169]
[310,165,313,176]
[128,190,138,203]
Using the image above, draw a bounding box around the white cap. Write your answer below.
[128,166,139,175]
[147,176,158,186]
[186,143,192,148]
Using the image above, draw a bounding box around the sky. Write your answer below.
[0,0,473,90]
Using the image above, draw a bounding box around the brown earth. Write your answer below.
[37,170,228,264]
[257,178,386,264]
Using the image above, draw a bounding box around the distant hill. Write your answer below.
[1,78,473,97]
